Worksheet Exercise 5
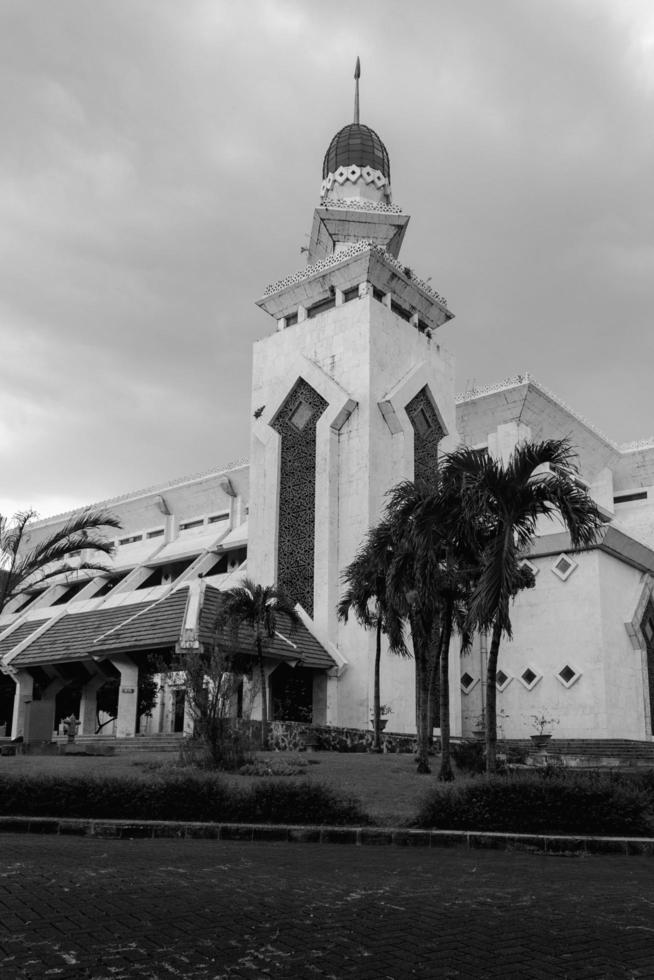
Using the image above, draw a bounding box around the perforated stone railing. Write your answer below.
[620,439,654,453]
[322,197,404,215]
[263,240,448,309]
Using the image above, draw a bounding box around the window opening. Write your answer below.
[147,528,164,539]
[289,399,314,432]
[391,299,412,323]
[307,296,335,319]
[343,286,359,303]
[413,406,433,437]
[614,491,648,504]
[119,534,143,546]
[179,519,204,531]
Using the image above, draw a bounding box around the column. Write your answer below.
[10,670,33,739]
[79,675,106,736]
[109,656,139,738]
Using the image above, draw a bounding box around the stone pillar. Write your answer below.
[488,421,532,466]
[40,678,64,739]
[183,694,195,736]
[325,671,339,726]
[110,656,139,738]
[79,675,106,736]
[312,673,328,726]
[10,670,33,739]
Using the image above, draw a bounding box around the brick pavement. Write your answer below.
[0,835,653,979]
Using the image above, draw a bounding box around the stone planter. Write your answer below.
[530,733,553,751]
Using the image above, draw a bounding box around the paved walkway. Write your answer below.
[0,835,653,979]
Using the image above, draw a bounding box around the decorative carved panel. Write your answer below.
[406,386,443,485]
[271,378,328,616]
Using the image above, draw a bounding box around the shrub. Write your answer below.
[450,740,485,774]
[247,781,370,825]
[0,772,370,825]
[239,758,308,777]
[413,771,654,836]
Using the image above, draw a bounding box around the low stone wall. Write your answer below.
[267,721,418,754]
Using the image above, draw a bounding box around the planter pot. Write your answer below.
[530,734,553,751]
[371,718,388,731]
[302,734,320,752]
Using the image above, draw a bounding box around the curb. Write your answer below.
[0,816,653,855]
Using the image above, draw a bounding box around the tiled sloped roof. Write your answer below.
[93,587,190,653]
[0,618,52,661]
[197,586,336,670]
[12,603,152,668]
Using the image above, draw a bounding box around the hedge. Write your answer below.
[0,772,371,826]
[413,772,654,836]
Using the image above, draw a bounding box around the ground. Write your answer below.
[1,835,654,979]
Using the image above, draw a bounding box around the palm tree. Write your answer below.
[337,521,407,751]
[391,482,476,781]
[438,439,603,773]
[219,578,300,749]
[0,507,121,615]
[384,480,446,775]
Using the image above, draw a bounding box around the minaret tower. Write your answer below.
[248,63,457,730]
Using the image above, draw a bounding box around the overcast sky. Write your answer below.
[2,0,654,519]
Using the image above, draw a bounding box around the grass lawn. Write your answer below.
[0,749,460,826]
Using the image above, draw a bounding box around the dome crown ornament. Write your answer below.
[320,59,392,203]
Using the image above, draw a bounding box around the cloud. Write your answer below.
[1,0,653,518]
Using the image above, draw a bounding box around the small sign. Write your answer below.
[121,687,135,694]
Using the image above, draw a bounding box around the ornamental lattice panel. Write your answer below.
[271,378,328,616]
[406,386,444,485]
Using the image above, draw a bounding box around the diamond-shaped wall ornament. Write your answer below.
[334,166,348,184]
[518,666,542,690]
[552,553,578,582]
[460,672,479,694]
[496,670,512,692]
[347,165,360,182]
[373,171,386,188]
[520,559,539,577]
[362,166,375,183]
[556,664,582,689]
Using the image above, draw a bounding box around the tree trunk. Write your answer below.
[410,611,431,774]
[485,619,502,775]
[372,615,382,752]
[438,601,454,782]
[257,637,268,750]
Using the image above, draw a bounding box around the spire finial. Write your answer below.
[353,56,361,124]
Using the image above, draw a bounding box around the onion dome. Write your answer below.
[322,123,391,183]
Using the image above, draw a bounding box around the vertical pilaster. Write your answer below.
[79,675,106,735]
[10,670,33,738]
[110,656,139,738]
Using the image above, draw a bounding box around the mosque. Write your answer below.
[2,66,654,749]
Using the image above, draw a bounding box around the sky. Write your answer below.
[2,0,654,519]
